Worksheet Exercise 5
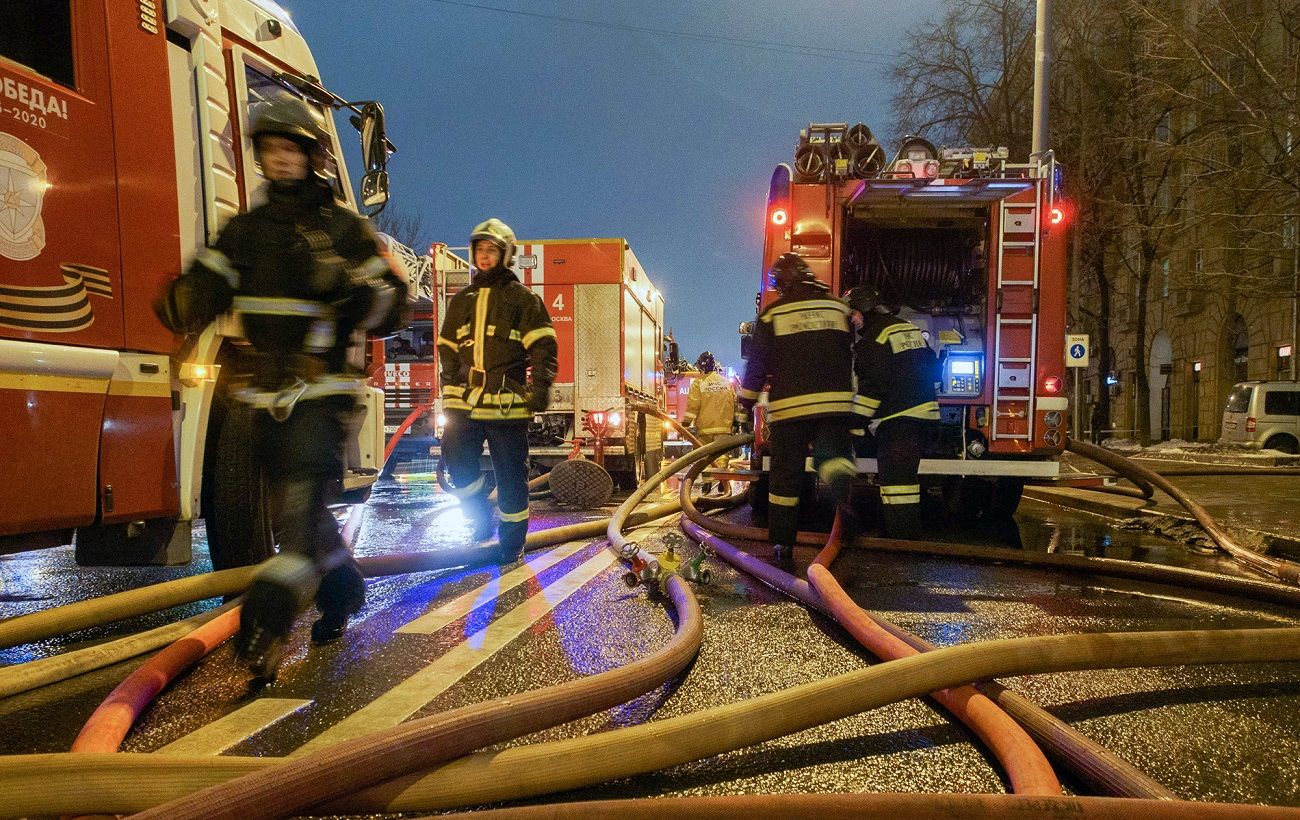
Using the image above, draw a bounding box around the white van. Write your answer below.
[1220,381,1300,453]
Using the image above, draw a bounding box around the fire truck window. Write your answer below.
[244,65,347,202]
[0,0,75,89]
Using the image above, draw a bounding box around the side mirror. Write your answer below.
[361,170,389,211]
[355,102,395,216]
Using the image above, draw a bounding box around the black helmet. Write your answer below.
[770,252,815,294]
[695,351,717,373]
[249,97,328,156]
[842,284,883,315]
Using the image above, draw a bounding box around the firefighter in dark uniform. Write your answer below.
[156,97,408,676]
[844,284,940,539]
[738,253,863,560]
[438,218,558,563]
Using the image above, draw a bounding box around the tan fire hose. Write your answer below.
[0,500,686,696]
[434,793,1300,820]
[130,443,744,818]
[4,437,1296,815]
[4,625,1295,816]
[677,460,1173,800]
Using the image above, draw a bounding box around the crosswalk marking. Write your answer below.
[397,542,589,635]
[154,699,312,755]
[294,548,620,754]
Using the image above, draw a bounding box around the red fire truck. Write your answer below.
[747,123,1069,517]
[370,241,468,474]
[0,0,395,564]
[428,238,667,485]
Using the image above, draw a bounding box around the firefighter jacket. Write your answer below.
[158,178,407,403]
[437,265,558,422]
[853,311,941,422]
[738,282,865,425]
[684,371,738,435]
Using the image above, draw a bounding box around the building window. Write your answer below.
[1160,258,1170,298]
[0,0,74,89]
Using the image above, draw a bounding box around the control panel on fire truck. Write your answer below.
[943,353,982,396]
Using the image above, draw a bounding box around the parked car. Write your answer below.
[1220,380,1300,453]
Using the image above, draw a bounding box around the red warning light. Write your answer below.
[1050,207,1065,225]
[770,207,788,226]
[1043,376,1063,394]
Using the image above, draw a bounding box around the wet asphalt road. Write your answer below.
[0,478,1298,812]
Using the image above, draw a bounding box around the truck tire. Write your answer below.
[1264,434,1299,454]
[206,401,275,571]
[987,477,1025,520]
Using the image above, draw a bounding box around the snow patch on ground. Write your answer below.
[1098,438,1296,462]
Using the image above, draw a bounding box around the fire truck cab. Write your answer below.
[0,0,396,564]
[748,123,1069,518]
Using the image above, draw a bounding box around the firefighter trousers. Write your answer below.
[248,394,364,629]
[876,416,926,540]
[442,417,531,555]
[767,416,857,548]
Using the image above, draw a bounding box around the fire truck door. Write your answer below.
[0,3,124,534]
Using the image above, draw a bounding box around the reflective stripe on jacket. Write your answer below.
[853,312,940,423]
[738,283,864,425]
[684,371,738,435]
[438,265,557,422]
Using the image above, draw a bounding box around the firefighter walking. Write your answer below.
[844,285,940,539]
[157,98,407,676]
[738,253,864,560]
[438,218,558,563]
[684,351,741,494]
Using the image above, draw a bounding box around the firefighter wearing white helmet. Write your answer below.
[155,95,408,678]
[843,284,940,539]
[438,218,557,563]
[739,253,866,561]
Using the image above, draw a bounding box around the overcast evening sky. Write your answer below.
[286,0,946,369]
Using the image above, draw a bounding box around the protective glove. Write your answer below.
[527,383,551,414]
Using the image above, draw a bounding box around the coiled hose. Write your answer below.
[3,626,1297,815]
[677,460,1172,799]
[135,443,745,819]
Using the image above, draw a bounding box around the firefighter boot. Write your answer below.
[882,503,923,541]
[311,560,366,644]
[235,579,299,680]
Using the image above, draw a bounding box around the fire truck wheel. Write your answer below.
[548,458,614,508]
[207,402,276,571]
[987,477,1025,520]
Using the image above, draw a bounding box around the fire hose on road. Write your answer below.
[1,436,1298,816]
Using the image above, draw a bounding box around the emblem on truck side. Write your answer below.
[0,132,47,262]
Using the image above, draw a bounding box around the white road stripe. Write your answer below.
[294,548,620,754]
[397,542,589,635]
[155,699,312,756]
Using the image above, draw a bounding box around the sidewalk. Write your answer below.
[1027,442,1300,559]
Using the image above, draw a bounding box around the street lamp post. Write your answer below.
[1031,0,1052,160]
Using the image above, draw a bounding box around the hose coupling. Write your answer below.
[679,555,712,586]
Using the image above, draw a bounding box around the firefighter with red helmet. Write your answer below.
[738,253,864,561]
[437,218,557,564]
[843,284,940,539]
[156,96,408,677]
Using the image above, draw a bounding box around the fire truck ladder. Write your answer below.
[990,179,1043,445]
